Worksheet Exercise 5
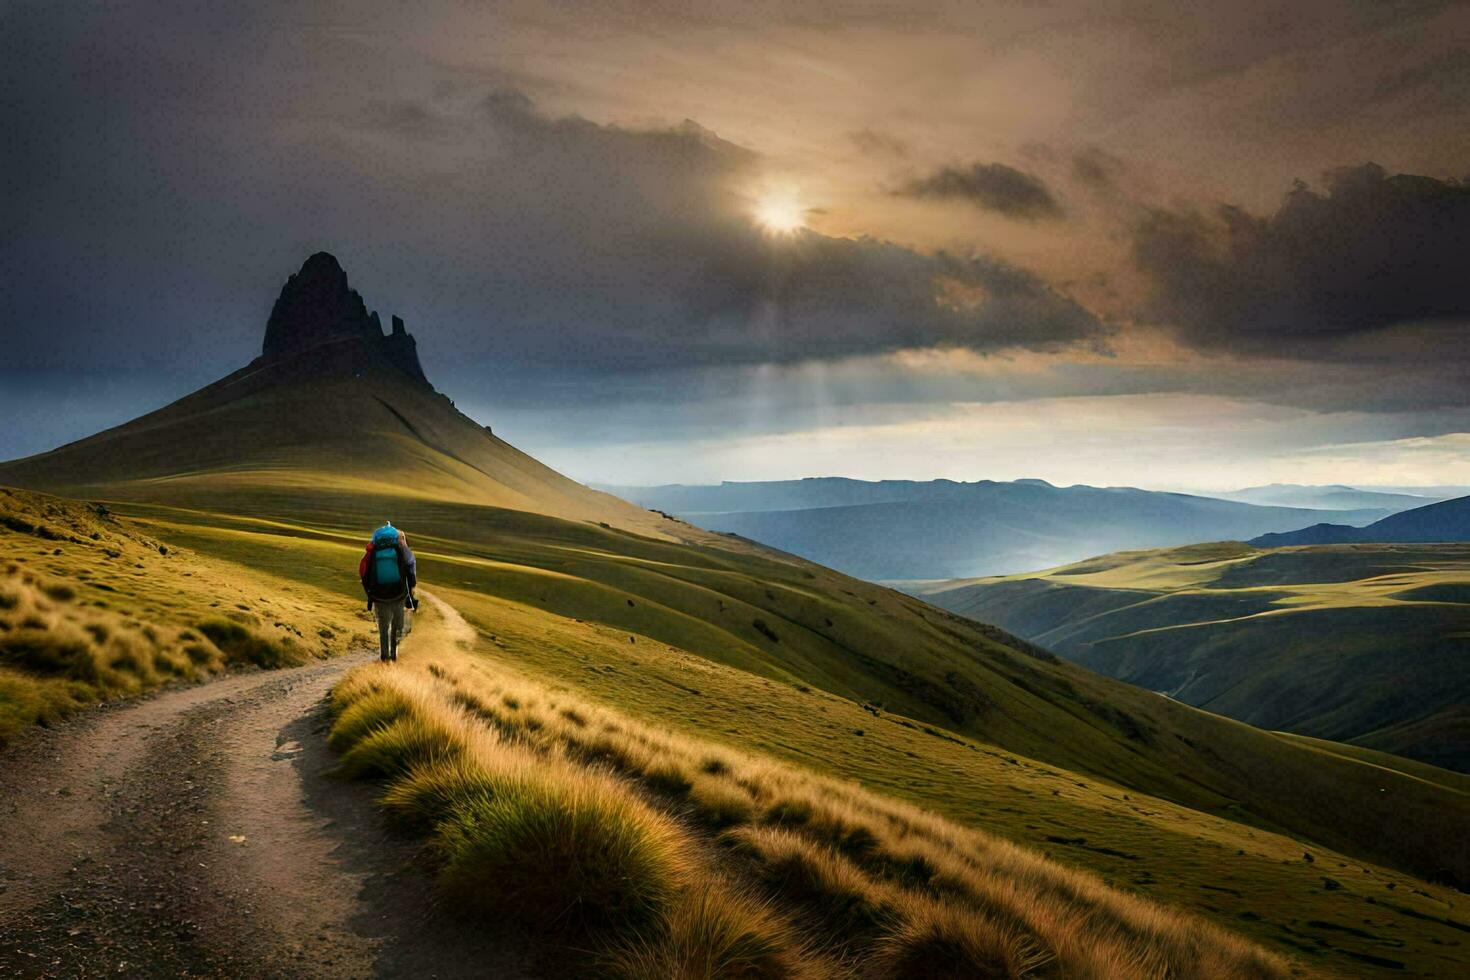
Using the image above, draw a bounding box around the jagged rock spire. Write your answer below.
[262,252,380,357]
[260,252,430,387]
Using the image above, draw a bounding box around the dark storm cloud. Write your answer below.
[896,163,1063,220]
[1,0,1108,393]
[1132,164,1470,351]
[443,92,1107,369]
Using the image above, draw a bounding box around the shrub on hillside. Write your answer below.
[433,772,689,936]
[196,618,303,669]
[601,885,812,980]
[874,894,1053,979]
[328,656,1295,979]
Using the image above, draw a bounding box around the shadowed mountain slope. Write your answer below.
[4,254,1468,950]
[1253,494,1470,547]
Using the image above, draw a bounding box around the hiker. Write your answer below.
[359,521,418,662]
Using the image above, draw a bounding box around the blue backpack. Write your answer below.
[370,525,404,593]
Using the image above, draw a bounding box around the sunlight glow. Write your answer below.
[754,191,806,234]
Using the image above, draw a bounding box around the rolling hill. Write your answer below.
[1253,493,1470,547]
[4,253,1469,975]
[606,478,1394,578]
[913,541,1470,772]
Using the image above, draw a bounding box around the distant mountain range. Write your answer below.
[1252,493,1470,546]
[1213,482,1450,512]
[602,478,1395,579]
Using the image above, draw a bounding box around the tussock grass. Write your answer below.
[330,653,1295,978]
[0,487,363,741]
[196,618,304,669]
[874,894,1052,979]
[601,885,813,980]
[0,566,310,739]
[687,774,757,828]
[337,714,468,780]
[434,771,689,934]
[380,754,512,833]
[724,826,891,936]
[327,667,694,940]
[327,686,419,752]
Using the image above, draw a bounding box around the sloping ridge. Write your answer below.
[1253,493,1470,546]
[0,256,669,538]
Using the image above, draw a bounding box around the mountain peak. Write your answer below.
[260,252,429,386]
[263,252,374,357]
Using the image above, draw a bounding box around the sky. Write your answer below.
[4,0,1470,491]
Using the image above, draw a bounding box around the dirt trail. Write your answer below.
[0,592,529,979]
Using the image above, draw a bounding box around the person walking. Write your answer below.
[359,521,418,662]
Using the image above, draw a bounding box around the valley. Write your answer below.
[914,542,1470,773]
[606,479,1395,579]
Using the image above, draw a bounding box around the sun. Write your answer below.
[754,192,806,234]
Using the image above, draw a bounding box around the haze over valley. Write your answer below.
[605,478,1429,579]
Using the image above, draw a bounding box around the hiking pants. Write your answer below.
[375,598,406,661]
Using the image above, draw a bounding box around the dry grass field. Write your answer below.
[327,633,1293,978]
[0,486,368,740]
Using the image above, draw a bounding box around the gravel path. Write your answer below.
[0,593,530,978]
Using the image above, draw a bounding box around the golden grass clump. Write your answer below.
[722,826,892,936]
[687,773,758,828]
[600,884,816,980]
[874,893,1053,979]
[328,665,694,939]
[434,769,690,934]
[329,653,1296,979]
[0,564,307,740]
[380,753,516,833]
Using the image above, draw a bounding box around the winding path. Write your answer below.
[0,593,528,979]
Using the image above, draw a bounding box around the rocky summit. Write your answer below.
[261,252,429,386]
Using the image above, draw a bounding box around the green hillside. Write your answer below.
[5,255,1469,974]
[10,484,1468,974]
[914,542,1470,773]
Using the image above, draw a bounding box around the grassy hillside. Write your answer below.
[0,486,368,740]
[325,627,1291,978]
[5,480,1470,972]
[0,347,671,540]
[914,542,1470,772]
